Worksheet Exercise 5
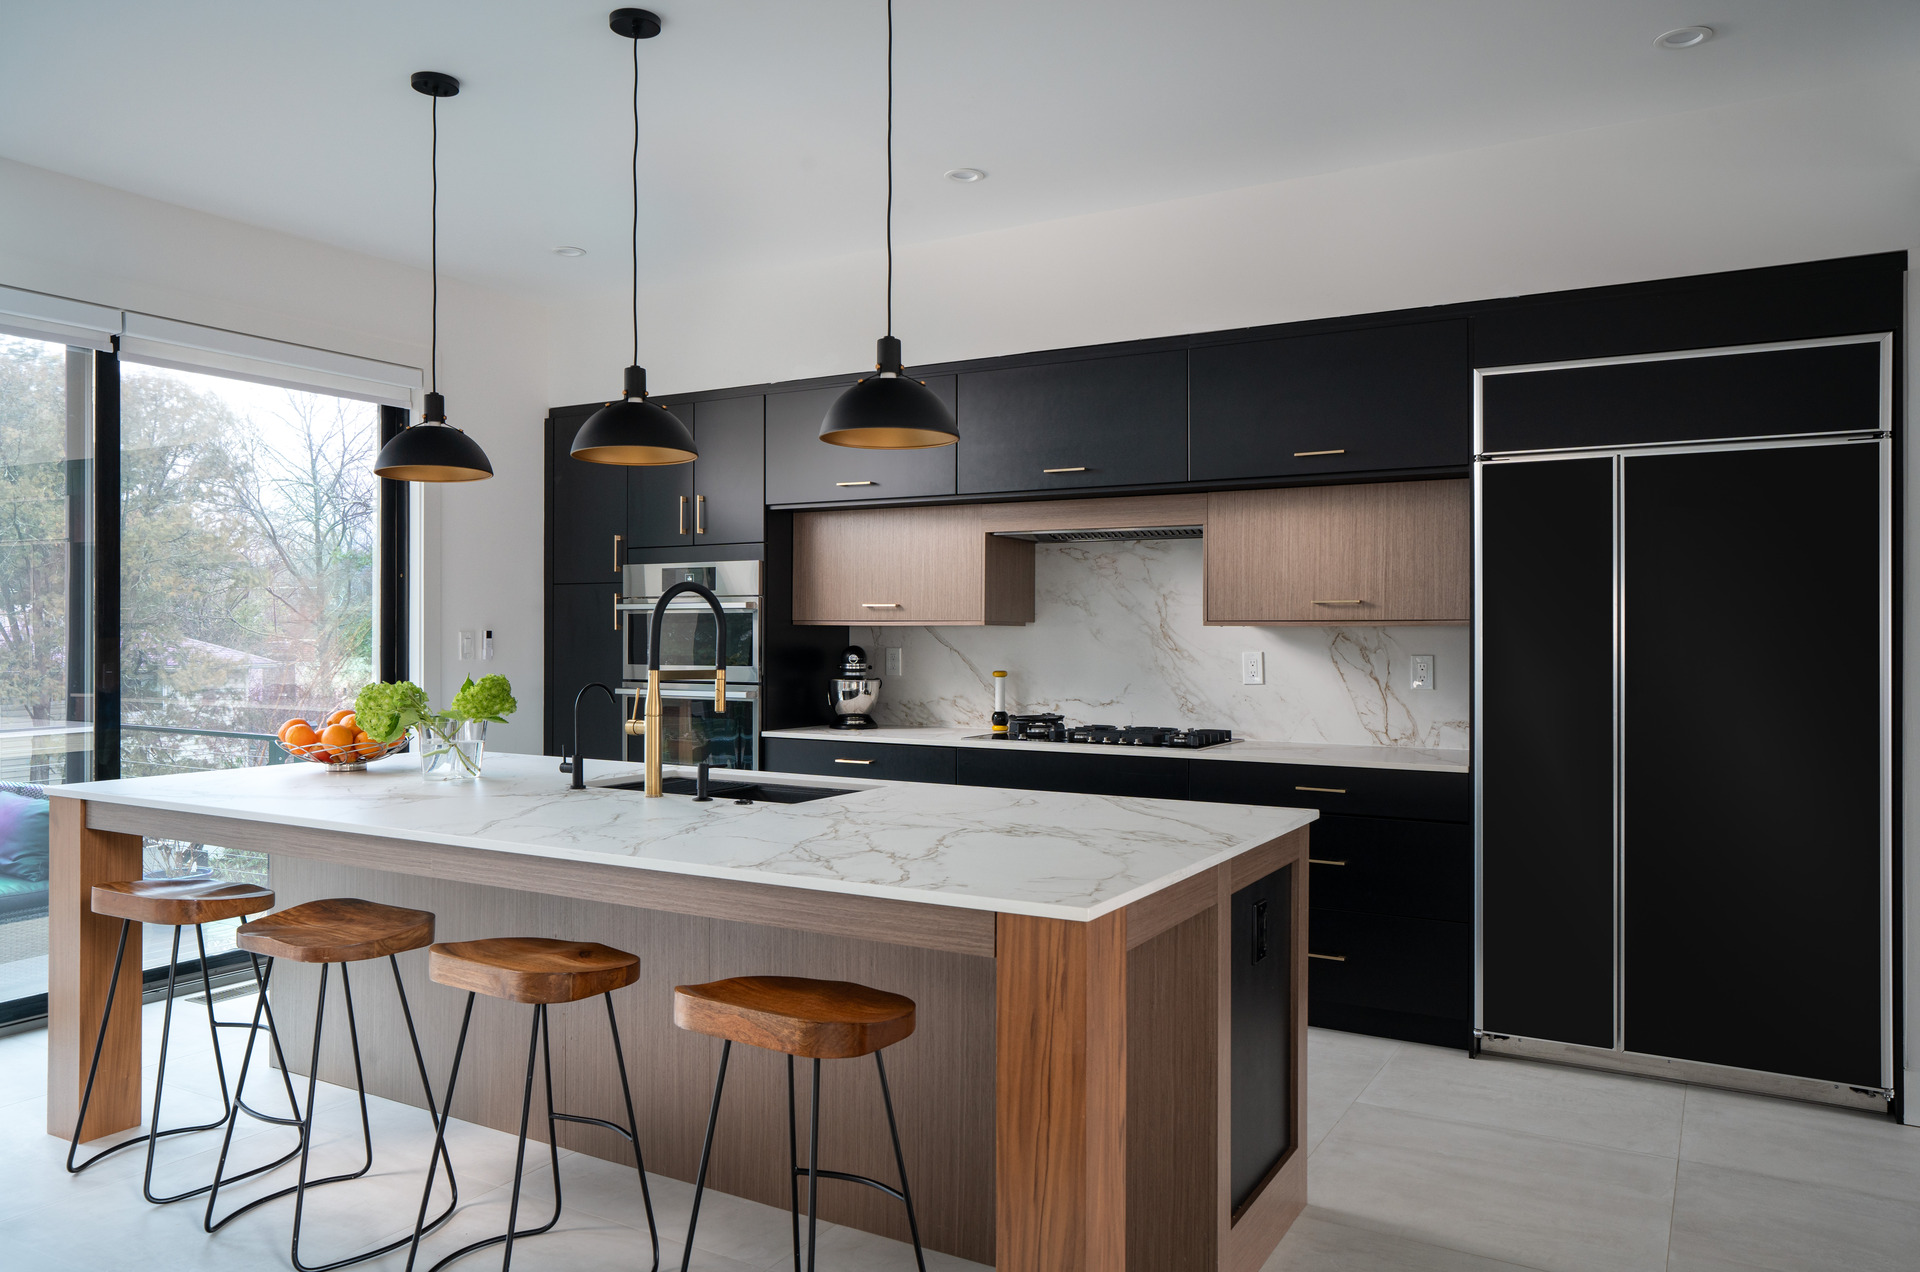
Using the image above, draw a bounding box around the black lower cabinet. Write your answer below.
[1308,909,1472,1048]
[547,583,625,762]
[1231,866,1292,1212]
[1309,817,1470,924]
[952,748,1190,799]
[761,737,955,784]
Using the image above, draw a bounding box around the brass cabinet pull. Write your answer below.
[1309,857,1347,866]
[1042,466,1088,473]
[833,758,875,765]
[696,494,706,534]
[1295,785,1347,794]
[678,495,687,535]
[1293,449,1347,457]
[613,534,623,575]
[1312,599,1367,606]
[613,591,622,632]
[836,480,876,487]
[861,603,900,609]
[1308,952,1347,962]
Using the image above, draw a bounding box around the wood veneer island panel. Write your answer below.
[45,755,1310,1271]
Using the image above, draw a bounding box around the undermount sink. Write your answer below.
[608,776,857,804]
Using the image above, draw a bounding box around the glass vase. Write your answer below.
[418,721,485,782]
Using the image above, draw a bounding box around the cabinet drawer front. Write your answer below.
[1190,320,1469,481]
[1309,816,1470,923]
[761,738,955,784]
[953,748,1189,800]
[765,380,958,505]
[1307,908,1470,1020]
[1191,761,1468,824]
[957,351,1189,494]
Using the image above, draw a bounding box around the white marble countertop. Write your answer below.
[48,752,1316,923]
[763,726,1469,774]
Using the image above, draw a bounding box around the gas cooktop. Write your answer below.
[965,714,1234,750]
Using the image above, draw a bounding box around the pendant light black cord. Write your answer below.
[631,32,640,370]
[886,0,893,340]
[430,94,438,397]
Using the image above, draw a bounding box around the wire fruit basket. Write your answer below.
[277,734,406,773]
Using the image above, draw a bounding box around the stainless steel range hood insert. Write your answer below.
[991,525,1203,544]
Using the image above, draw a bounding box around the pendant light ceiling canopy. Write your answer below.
[819,0,958,451]
[571,8,696,467]
[374,71,494,483]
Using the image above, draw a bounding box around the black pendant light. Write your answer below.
[819,0,958,450]
[374,71,494,483]
[571,9,697,466]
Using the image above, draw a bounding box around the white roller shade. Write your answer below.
[0,284,121,350]
[120,312,421,407]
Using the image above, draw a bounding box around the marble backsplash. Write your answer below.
[854,539,1470,748]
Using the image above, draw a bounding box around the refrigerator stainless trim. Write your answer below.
[1478,1033,1892,1112]
[1474,341,1895,1094]
[1473,332,1894,458]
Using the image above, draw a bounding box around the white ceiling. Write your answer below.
[3,0,1919,302]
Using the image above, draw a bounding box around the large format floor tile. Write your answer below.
[1666,1159,1920,1272]
[1305,1027,1399,1153]
[1308,1102,1677,1272]
[1264,1208,1543,1272]
[1679,1084,1920,1203]
[1356,1042,1686,1156]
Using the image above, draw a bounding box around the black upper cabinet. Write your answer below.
[1190,320,1470,481]
[765,379,957,506]
[691,394,765,545]
[627,400,695,550]
[956,351,1188,494]
[549,407,630,585]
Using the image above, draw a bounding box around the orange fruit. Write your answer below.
[326,708,354,726]
[353,730,379,758]
[320,723,356,750]
[310,749,334,765]
[283,722,319,750]
[277,718,309,742]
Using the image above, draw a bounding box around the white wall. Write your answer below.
[551,71,1920,1120]
[0,156,553,753]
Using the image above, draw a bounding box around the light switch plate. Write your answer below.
[1410,654,1434,691]
[1241,650,1265,685]
[884,646,903,676]
[458,629,475,661]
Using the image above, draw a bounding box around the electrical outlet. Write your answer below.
[884,646,903,676]
[458,629,475,661]
[1410,654,1434,691]
[1241,650,1265,685]
[482,629,495,661]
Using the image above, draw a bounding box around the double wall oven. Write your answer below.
[618,560,762,770]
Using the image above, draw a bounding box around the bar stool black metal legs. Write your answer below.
[405,937,660,1272]
[204,898,458,1272]
[675,976,926,1272]
[66,879,300,1204]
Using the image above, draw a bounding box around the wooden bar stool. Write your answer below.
[67,877,303,1203]
[404,937,660,1272]
[204,898,459,1272]
[674,976,925,1272]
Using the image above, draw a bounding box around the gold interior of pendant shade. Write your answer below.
[818,426,962,449]
[375,462,494,482]
[571,443,699,466]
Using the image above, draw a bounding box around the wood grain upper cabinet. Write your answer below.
[956,351,1188,494]
[765,379,957,506]
[549,406,630,585]
[1205,480,1469,625]
[792,505,1033,626]
[1190,321,1470,481]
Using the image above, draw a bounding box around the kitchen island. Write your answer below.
[45,752,1314,1271]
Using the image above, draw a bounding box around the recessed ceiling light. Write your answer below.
[1655,26,1713,49]
[945,168,986,183]
[552,245,587,257]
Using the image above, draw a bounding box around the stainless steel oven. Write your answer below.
[618,560,762,769]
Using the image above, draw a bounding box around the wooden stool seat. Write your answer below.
[428,937,640,1004]
[674,975,916,1060]
[90,878,274,926]
[235,897,434,964]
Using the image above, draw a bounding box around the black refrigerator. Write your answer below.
[1474,334,1894,1110]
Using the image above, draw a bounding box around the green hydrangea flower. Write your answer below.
[450,674,517,724]
[353,680,434,744]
